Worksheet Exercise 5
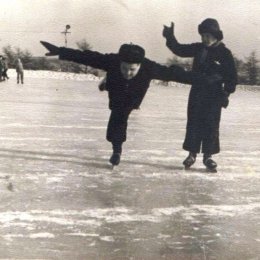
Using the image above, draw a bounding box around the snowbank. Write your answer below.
[6,69,189,87]
[6,69,260,90]
[7,68,101,82]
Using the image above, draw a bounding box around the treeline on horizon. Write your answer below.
[2,39,259,86]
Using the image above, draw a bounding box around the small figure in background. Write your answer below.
[0,56,3,81]
[2,57,9,80]
[16,58,24,84]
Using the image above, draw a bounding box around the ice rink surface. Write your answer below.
[0,75,259,259]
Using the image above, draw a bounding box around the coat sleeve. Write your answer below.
[59,47,113,71]
[147,59,208,85]
[220,49,237,94]
[165,35,200,57]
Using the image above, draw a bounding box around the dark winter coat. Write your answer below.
[166,37,237,154]
[59,47,202,110]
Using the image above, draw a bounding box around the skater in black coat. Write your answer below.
[2,57,9,80]
[163,18,237,171]
[41,41,221,166]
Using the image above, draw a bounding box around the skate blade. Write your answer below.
[110,164,119,171]
[184,165,192,170]
[183,166,204,173]
[206,168,217,173]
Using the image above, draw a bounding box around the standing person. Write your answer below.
[0,56,3,82]
[16,58,24,84]
[2,57,9,80]
[163,18,237,171]
[41,40,221,166]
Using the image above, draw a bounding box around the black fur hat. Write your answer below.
[198,18,223,41]
[119,43,145,63]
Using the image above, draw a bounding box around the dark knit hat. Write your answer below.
[119,43,145,63]
[198,18,223,41]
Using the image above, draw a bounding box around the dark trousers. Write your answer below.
[183,98,222,155]
[2,69,8,80]
[17,71,24,83]
[106,108,133,149]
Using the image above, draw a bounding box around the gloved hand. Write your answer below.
[221,90,230,108]
[98,77,107,91]
[40,41,60,56]
[163,22,174,39]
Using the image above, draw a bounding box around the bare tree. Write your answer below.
[244,51,259,85]
[167,56,193,71]
[2,45,32,68]
[75,39,98,74]
[76,39,92,51]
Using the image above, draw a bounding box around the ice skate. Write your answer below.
[183,153,196,169]
[109,152,121,167]
[203,157,217,172]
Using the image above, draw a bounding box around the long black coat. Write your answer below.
[59,47,202,110]
[166,37,237,154]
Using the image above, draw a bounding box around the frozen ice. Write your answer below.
[0,70,259,259]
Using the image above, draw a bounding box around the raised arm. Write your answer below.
[40,41,113,71]
[163,22,200,57]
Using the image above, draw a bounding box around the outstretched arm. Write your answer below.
[147,59,222,85]
[163,22,199,57]
[40,41,113,71]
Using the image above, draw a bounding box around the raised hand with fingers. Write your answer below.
[40,41,60,56]
[163,22,174,39]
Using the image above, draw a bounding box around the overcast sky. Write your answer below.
[0,0,259,62]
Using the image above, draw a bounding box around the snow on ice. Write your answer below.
[0,69,259,259]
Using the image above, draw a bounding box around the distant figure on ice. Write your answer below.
[163,18,237,171]
[0,56,3,81]
[16,58,24,84]
[2,57,9,80]
[41,40,221,166]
